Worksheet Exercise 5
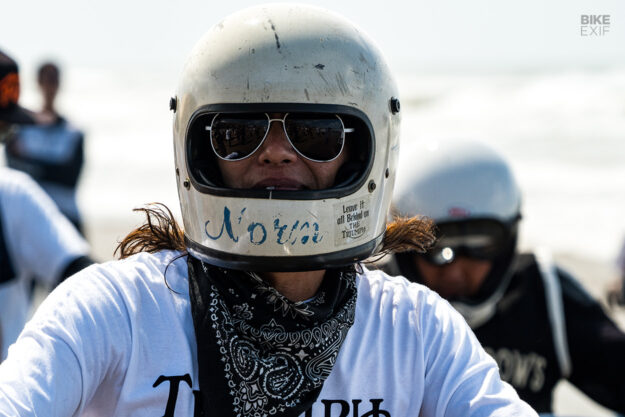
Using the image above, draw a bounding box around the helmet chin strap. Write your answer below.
[451,262,515,329]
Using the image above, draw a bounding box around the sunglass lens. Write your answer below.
[285,114,344,161]
[211,113,268,160]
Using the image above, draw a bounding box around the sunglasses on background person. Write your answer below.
[206,112,354,163]
[423,220,511,265]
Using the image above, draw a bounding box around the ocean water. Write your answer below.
[397,70,625,265]
[13,67,625,265]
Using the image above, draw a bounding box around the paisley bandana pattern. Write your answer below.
[187,256,357,417]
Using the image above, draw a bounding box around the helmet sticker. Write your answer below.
[334,196,371,246]
[448,206,471,218]
[203,206,324,247]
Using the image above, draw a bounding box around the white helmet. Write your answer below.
[173,4,401,271]
[394,138,521,225]
[393,138,522,327]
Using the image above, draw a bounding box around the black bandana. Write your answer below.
[187,256,357,417]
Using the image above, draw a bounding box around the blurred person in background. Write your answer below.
[4,60,86,234]
[0,6,537,416]
[1,49,94,360]
[382,138,625,415]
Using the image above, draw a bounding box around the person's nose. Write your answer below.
[439,261,465,279]
[255,120,298,164]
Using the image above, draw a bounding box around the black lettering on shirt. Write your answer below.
[153,374,192,417]
[485,347,547,392]
[306,399,391,417]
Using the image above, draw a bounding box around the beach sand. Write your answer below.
[81,218,624,416]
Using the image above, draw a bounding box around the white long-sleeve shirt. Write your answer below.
[0,250,537,416]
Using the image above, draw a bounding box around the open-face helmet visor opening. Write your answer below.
[186,103,374,200]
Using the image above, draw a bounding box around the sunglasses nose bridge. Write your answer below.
[258,117,298,161]
[266,117,290,141]
[266,116,289,138]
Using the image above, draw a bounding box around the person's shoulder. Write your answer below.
[36,250,188,326]
[555,264,598,309]
[512,252,540,275]
[356,267,476,346]
[523,249,597,307]
[359,266,410,287]
[357,266,446,312]
[0,167,38,190]
[0,168,52,212]
[367,253,402,276]
[56,116,83,135]
[70,250,188,294]
[30,250,187,321]
[360,265,434,290]
[98,249,186,276]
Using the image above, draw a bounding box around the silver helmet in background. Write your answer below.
[393,138,522,327]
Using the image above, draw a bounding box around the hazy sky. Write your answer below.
[2,0,624,75]
[3,0,624,265]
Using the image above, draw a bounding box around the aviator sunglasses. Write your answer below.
[206,112,354,162]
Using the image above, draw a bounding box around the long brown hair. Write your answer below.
[115,203,186,259]
[115,203,435,260]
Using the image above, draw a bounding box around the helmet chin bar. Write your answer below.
[451,266,514,328]
[396,224,519,326]
[185,233,384,272]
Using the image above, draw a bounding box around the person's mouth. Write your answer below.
[253,178,307,190]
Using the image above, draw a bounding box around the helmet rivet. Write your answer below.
[368,180,376,193]
[183,178,190,190]
[385,168,390,178]
[390,97,400,114]
[169,96,177,113]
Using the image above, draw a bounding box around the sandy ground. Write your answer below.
[47,219,623,416]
